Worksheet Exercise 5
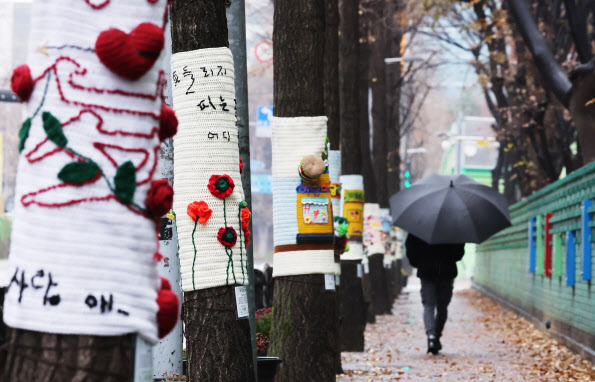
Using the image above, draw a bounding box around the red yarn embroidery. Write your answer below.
[83,0,110,9]
[34,57,163,119]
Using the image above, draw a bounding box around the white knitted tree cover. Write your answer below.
[363,203,385,255]
[4,0,172,344]
[271,116,337,277]
[340,174,364,260]
[170,47,249,291]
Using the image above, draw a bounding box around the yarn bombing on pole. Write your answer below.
[171,47,248,291]
[4,0,178,345]
[271,116,338,277]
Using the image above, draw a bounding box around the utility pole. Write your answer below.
[226,0,258,375]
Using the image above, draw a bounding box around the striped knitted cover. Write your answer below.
[170,47,249,291]
[271,116,338,277]
[4,0,174,344]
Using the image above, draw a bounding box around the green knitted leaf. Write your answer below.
[114,161,136,204]
[18,118,32,153]
[58,161,100,184]
[42,112,67,148]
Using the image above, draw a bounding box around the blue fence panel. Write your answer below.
[567,230,576,287]
[581,200,593,281]
[528,218,536,273]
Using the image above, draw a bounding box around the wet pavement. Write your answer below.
[337,279,595,381]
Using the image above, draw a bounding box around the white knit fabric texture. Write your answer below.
[171,48,248,291]
[364,203,385,255]
[340,175,365,260]
[271,116,336,277]
[271,116,328,177]
[328,150,342,218]
[4,0,169,344]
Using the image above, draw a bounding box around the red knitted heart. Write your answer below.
[95,22,164,81]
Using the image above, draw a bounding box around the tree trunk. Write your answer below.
[340,0,363,175]
[325,0,341,150]
[385,4,403,198]
[369,253,390,315]
[269,0,338,381]
[338,0,367,353]
[170,1,255,380]
[339,261,366,351]
[359,1,377,202]
[1,329,134,382]
[361,265,376,323]
[182,287,254,381]
[369,0,389,207]
[324,0,343,374]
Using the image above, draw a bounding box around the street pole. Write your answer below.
[153,20,184,379]
[226,0,258,378]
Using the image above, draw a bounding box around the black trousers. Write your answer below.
[420,278,454,338]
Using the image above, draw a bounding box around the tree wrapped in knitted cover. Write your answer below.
[4,0,178,345]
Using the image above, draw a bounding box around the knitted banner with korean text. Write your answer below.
[170,47,249,292]
[340,175,365,260]
[271,116,337,277]
[4,0,178,344]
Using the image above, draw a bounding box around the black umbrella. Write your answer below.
[389,174,511,244]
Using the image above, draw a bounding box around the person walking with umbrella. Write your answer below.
[405,234,464,354]
[390,174,511,355]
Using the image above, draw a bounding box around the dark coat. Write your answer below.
[405,234,465,280]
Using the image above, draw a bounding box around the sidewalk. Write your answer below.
[338,279,595,381]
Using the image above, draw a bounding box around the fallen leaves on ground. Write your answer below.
[337,283,595,381]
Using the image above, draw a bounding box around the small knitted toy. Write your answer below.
[299,155,325,182]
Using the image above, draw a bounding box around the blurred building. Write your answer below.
[439,115,499,186]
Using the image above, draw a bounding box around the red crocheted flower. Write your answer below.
[241,207,251,231]
[187,201,212,224]
[146,179,173,218]
[11,65,34,102]
[217,226,237,247]
[159,103,178,142]
[239,158,244,174]
[244,228,251,248]
[208,175,235,199]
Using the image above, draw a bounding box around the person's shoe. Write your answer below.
[436,337,442,351]
[427,335,439,355]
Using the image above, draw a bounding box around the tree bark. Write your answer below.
[337,0,367,355]
[325,0,341,150]
[369,253,390,315]
[269,0,338,381]
[361,266,376,323]
[358,0,377,202]
[1,329,134,382]
[324,0,343,373]
[339,261,366,351]
[385,3,403,199]
[369,0,389,207]
[340,0,363,175]
[170,1,255,380]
